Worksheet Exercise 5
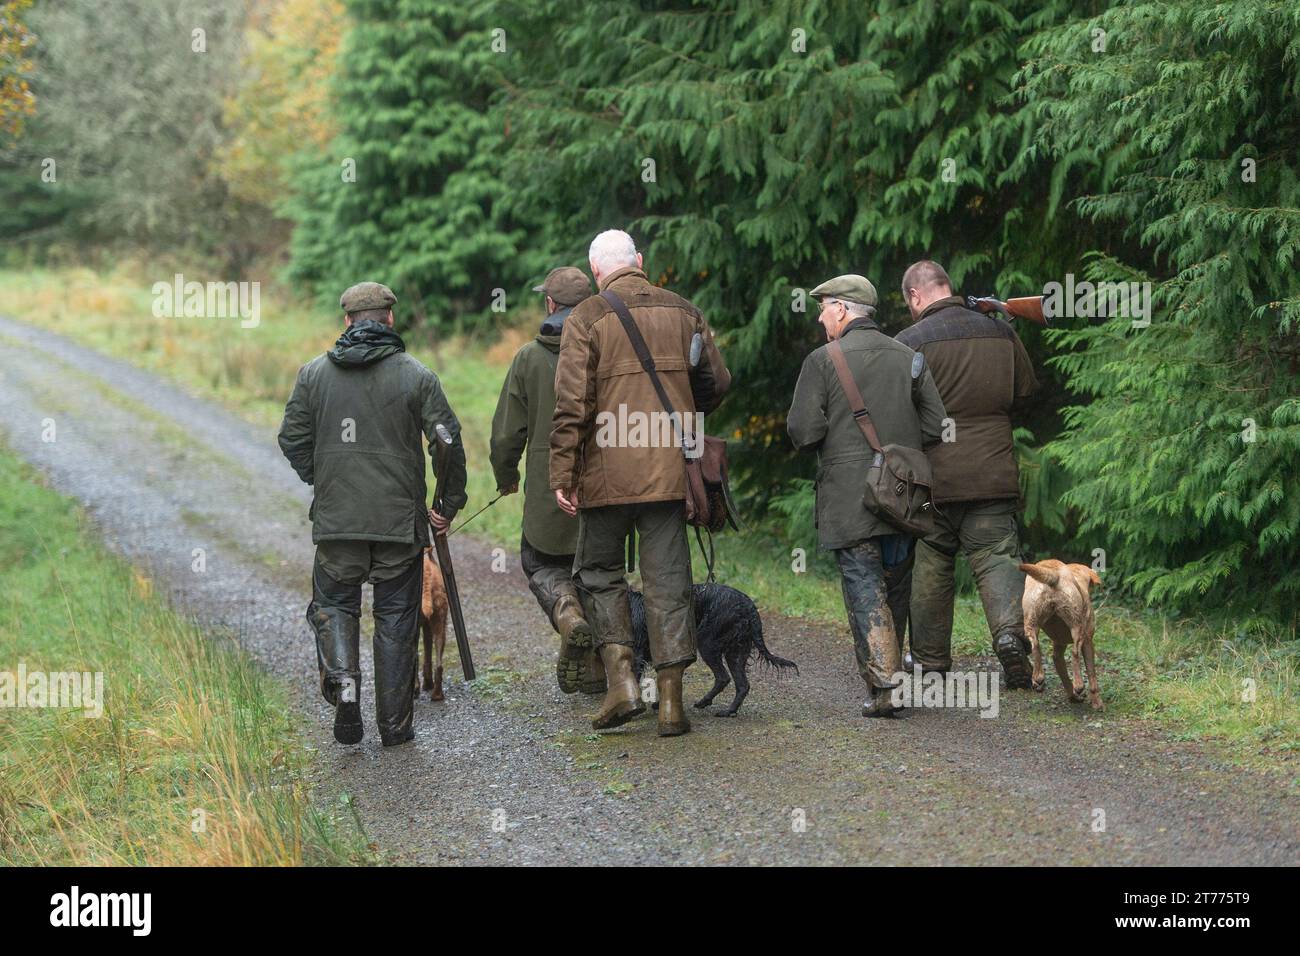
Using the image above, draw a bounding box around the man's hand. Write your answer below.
[429,507,452,534]
[555,487,579,516]
[499,481,519,496]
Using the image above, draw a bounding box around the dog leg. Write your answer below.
[694,641,730,709]
[1025,619,1045,692]
[717,645,749,717]
[1051,640,1077,702]
[1069,632,1087,702]
[1082,635,1103,710]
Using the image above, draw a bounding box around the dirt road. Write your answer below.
[0,315,1294,865]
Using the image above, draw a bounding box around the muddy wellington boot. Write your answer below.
[553,593,593,695]
[308,602,364,745]
[861,686,902,719]
[591,644,645,730]
[994,630,1034,690]
[579,644,607,695]
[655,663,691,737]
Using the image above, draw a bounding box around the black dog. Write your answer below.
[629,583,797,716]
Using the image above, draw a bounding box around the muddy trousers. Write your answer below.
[307,540,423,745]
[836,538,912,690]
[573,500,696,670]
[909,499,1027,672]
[519,532,578,629]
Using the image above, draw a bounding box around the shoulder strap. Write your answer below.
[601,290,676,417]
[827,340,885,454]
[602,290,690,455]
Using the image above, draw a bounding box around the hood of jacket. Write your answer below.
[536,305,571,352]
[327,319,406,368]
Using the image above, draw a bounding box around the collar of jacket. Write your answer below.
[539,305,571,336]
[597,265,646,291]
[917,294,965,322]
[838,315,881,338]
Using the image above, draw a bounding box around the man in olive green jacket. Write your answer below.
[787,274,946,717]
[896,260,1039,687]
[278,282,467,747]
[551,229,730,736]
[490,266,604,696]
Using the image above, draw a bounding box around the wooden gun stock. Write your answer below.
[966,294,1050,327]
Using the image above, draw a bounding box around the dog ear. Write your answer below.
[1069,564,1101,589]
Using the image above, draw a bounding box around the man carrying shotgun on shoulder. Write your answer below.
[278,281,468,748]
[894,260,1039,690]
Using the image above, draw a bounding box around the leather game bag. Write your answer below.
[601,290,740,533]
[826,339,935,537]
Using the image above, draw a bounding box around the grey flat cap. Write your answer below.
[809,274,878,308]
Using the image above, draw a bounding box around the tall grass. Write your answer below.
[0,448,373,865]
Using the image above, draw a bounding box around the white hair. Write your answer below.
[588,229,639,274]
[827,297,875,319]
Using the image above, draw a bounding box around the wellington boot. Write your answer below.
[656,663,692,737]
[591,644,644,730]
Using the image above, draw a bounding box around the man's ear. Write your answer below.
[344,313,353,327]
[545,295,556,314]
[635,252,644,271]
[386,308,394,327]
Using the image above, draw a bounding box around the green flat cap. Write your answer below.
[809,274,878,308]
[532,266,592,307]
[339,281,397,314]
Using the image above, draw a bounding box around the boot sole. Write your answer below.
[591,700,645,731]
[334,701,363,744]
[557,622,593,695]
[995,635,1033,689]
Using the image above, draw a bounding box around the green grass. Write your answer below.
[0,447,375,865]
[2,265,1296,770]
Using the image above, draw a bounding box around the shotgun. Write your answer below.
[431,423,475,681]
[965,294,1050,327]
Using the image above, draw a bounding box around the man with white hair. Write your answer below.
[550,229,731,736]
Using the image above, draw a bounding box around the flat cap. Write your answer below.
[339,281,397,314]
[809,274,878,308]
[532,266,592,307]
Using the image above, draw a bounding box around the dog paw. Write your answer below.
[1031,678,1046,692]
[1090,698,1105,711]
[713,710,739,718]
[693,699,715,710]
[430,687,445,702]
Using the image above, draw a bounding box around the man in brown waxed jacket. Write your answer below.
[550,229,730,737]
[895,260,1039,688]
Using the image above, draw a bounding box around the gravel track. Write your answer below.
[0,315,1294,865]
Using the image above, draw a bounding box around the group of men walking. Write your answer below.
[278,228,1037,747]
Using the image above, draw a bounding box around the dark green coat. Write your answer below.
[490,310,579,555]
[278,320,468,545]
[787,318,947,550]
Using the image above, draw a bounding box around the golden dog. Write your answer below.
[1020,560,1103,710]
[416,547,449,702]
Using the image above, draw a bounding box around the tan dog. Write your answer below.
[417,547,450,702]
[1020,560,1103,710]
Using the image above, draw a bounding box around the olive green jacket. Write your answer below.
[787,318,947,550]
[490,310,579,556]
[278,320,468,545]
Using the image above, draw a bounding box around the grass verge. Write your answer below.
[0,446,374,865]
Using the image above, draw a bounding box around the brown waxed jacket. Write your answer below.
[895,296,1038,504]
[549,266,730,508]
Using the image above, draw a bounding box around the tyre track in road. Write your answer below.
[1,315,1294,865]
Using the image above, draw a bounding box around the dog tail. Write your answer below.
[747,604,799,674]
[1019,562,1060,587]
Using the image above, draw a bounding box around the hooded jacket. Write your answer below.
[489,308,578,555]
[278,320,468,544]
